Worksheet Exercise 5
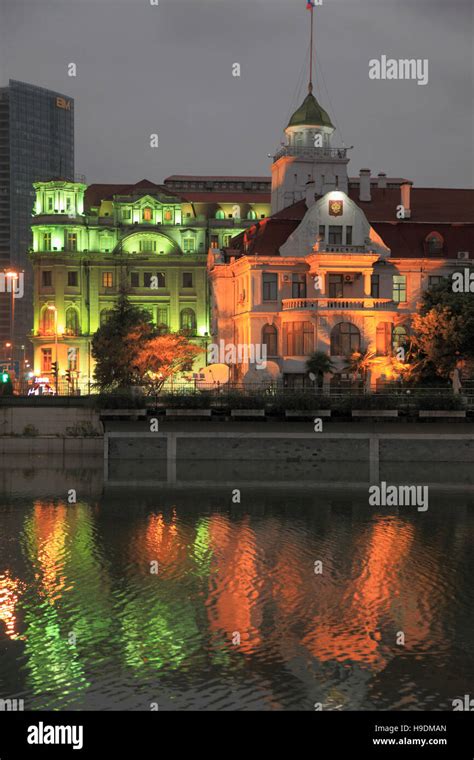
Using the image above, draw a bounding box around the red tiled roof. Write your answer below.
[164,175,270,182]
[229,189,474,259]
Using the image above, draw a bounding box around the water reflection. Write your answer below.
[0,460,473,710]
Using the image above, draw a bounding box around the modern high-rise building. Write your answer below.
[0,79,74,367]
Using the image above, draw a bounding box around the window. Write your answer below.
[143,207,153,221]
[376,322,392,356]
[102,272,113,288]
[67,271,78,287]
[328,274,343,298]
[393,325,408,351]
[292,273,306,299]
[318,225,325,241]
[180,308,196,332]
[262,324,278,357]
[65,308,80,336]
[371,274,380,298]
[40,307,55,335]
[425,231,444,254]
[100,309,112,325]
[42,270,52,287]
[284,321,313,356]
[122,209,131,220]
[130,272,140,287]
[47,197,53,211]
[139,239,156,252]
[144,272,153,288]
[65,197,72,211]
[330,322,360,356]
[43,232,51,250]
[183,237,196,253]
[328,226,343,245]
[157,307,169,333]
[66,232,77,251]
[429,275,444,287]
[392,275,407,303]
[164,208,173,222]
[247,210,257,220]
[41,348,52,372]
[223,234,232,247]
[211,236,219,249]
[346,226,353,245]
[182,272,193,288]
[215,210,225,219]
[263,272,278,301]
[67,347,78,371]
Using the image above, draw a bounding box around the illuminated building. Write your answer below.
[30,177,270,389]
[209,79,474,389]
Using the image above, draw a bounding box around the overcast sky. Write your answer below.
[1,0,473,188]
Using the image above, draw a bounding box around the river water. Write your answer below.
[0,457,473,711]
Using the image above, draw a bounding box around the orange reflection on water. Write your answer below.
[207,515,262,654]
[32,501,68,602]
[301,518,433,668]
[0,570,22,639]
[135,511,191,572]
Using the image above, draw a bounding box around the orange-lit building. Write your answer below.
[208,87,474,388]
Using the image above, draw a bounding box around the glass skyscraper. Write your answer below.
[0,79,74,365]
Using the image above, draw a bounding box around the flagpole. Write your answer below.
[309,5,314,93]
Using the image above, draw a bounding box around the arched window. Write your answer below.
[330,322,360,356]
[40,307,56,335]
[65,307,80,336]
[393,325,408,351]
[100,309,113,326]
[180,308,196,332]
[247,209,257,220]
[262,324,278,357]
[215,209,225,220]
[143,207,153,222]
[425,231,444,254]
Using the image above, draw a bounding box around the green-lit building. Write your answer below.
[29,176,271,390]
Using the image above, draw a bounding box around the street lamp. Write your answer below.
[4,270,18,370]
[47,304,59,394]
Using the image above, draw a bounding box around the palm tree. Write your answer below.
[306,351,335,391]
[346,347,375,389]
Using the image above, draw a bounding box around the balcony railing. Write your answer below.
[282,298,397,311]
[273,145,348,162]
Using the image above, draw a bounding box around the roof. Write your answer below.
[84,179,184,210]
[182,192,271,204]
[230,188,474,259]
[164,175,270,182]
[287,91,334,130]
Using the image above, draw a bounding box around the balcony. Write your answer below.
[273,145,348,162]
[282,298,397,311]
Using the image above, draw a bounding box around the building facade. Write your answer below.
[0,80,74,365]
[29,177,271,390]
[209,88,474,389]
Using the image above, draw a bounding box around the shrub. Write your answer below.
[22,424,39,437]
[65,421,101,437]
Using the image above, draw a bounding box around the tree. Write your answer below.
[346,347,375,386]
[409,277,474,383]
[92,292,157,392]
[132,333,203,394]
[306,351,335,390]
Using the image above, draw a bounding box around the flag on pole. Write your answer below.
[306,0,317,8]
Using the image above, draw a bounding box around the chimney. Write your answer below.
[377,172,387,189]
[400,181,413,219]
[359,169,371,202]
[305,181,316,209]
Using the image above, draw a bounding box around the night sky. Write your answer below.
[1,0,472,188]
